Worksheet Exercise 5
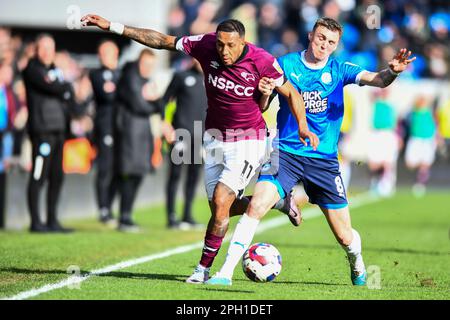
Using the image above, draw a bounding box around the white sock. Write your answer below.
[341,229,365,274]
[196,264,209,272]
[218,214,260,279]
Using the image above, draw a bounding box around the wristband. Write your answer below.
[388,67,399,76]
[109,22,124,35]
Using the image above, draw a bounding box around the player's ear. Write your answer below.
[308,32,313,42]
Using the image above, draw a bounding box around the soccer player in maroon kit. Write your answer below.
[81,15,318,283]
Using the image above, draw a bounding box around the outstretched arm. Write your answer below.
[81,14,177,51]
[360,48,416,88]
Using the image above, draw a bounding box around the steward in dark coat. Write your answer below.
[89,40,121,223]
[115,61,164,175]
[114,49,165,232]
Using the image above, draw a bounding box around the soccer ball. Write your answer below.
[242,243,282,282]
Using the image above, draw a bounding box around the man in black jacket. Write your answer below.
[89,40,120,224]
[115,49,172,232]
[22,34,74,233]
[163,59,206,230]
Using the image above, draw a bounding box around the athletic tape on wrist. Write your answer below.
[388,67,399,76]
[109,22,124,35]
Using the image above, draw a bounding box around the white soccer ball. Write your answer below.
[242,242,282,282]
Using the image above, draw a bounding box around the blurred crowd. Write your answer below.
[0,0,449,231]
[339,87,450,200]
[169,0,449,78]
[0,27,94,173]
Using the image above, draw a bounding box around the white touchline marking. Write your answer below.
[3,192,379,300]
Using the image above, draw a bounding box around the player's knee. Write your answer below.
[212,194,231,209]
[247,200,268,220]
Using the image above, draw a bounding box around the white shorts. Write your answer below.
[405,137,436,167]
[367,130,399,165]
[203,132,267,200]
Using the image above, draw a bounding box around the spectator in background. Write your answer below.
[404,95,438,197]
[189,0,220,35]
[424,43,448,79]
[0,62,18,229]
[403,6,428,49]
[296,0,321,43]
[0,31,32,173]
[16,41,36,74]
[163,59,206,230]
[22,34,75,233]
[10,79,30,172]
[54,51,94,138]
[322,0,341,21]
[231,2,258,45]
[429,11,449,45]
[180,0,203,28]
[0,133,13,229]
[167,6,190,68]
[0,63,18,133]
[338,88,355,191]
[258,2,283,52]
[0,28,12,66]
[436,98,450,162]
[367,88,401,197]
[114,49,173,232]
[89,40,121,225]
[271,28,303,58]
[0,28,10,49]
[70,68,94,137]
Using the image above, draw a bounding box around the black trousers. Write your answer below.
[94,132,117,212]
[166,142,202,224]
[119,174,143,223]
[27,132,65,227]
[12,129,25,157]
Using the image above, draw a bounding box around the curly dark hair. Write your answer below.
[216,19,245,38]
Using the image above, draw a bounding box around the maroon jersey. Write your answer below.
[176,33,284,141]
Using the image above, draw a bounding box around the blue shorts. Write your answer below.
[258,148,348,209]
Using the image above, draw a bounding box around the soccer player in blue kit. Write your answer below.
[207,17,416,286]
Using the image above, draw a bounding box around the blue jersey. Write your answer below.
[274,51,366,159]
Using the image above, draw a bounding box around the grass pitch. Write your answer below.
[0,189,449,300]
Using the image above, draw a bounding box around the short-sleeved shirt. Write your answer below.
[373,99,396,130]
[176,33,284,141]
[274,50,366,159]
[410,108,436,139]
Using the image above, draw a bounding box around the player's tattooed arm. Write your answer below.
[123,26,177,51]
[360,48,416,88]
[81,14,177,51]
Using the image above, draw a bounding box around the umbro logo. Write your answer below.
[241,72,255,82]
[290,72,302,82]
[210,61,220,69]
